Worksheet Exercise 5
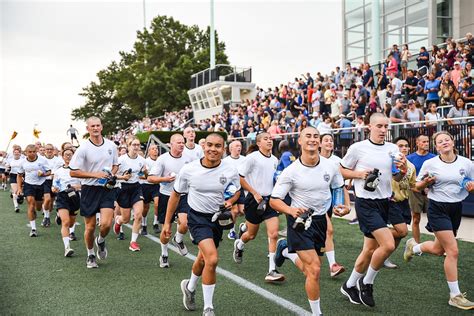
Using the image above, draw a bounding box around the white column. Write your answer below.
[371,0,381,65]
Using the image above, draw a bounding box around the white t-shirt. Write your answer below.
[392,77,403,95]
[223,155,246,170]
[69,138,118,186]
[5,156,24,174]
[183,144,204,161]
[425,112,441,123]
[272,157,344,216]
[341,139,400,199]
[149,152,193,196]
[139,156,158,184]
[328,154,342,165]
[117,154,146,184]
[238,151,278,196]
[44,156,64,180]
[174,159,241,214]
[18,155,50,185]
[417,155,473,203]
[53,166,81,192]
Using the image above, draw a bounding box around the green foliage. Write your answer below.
[72,15,229,135]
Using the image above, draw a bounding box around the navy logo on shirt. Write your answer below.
[323,172,330,182]
[219,175,227,185]
[108,149,112,155]
[459,168,466,176]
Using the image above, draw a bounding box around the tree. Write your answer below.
[72,15,229,136]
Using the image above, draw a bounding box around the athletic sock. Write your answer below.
[236,239,245,250]
[87,248,95,256]
[153,215,159,225]
[202,284,215,310]
[346,269,364,288]
[175,232,184,243]
[30,220,36,230]
[325,250,336,267]
[62,236,70,248]
[12,194,19,208]
[448,281,461,298]
[120,225,124,233]
[131,232,139,242]
[161,242,168,256]
[97,235,105,243]
[142,216,147,226]
[282,248,298,264]
[187,272,200,292]
[308,299,321,316]
[44,210,50,218]
[413,244,423,255]
[69,223,75,234]
[115,216,122,225]
[363,266,379,285]
[269,252,276,272]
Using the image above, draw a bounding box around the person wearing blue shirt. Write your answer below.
[406,134,436,243]
[424,72,441,106]
[338,114,353,156]
[416,46,430,69]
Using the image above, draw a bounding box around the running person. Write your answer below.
[222,140,246,240]
[140,144,160,235]
[5,148,24,213]
[162,133,240,316]
[233,132,285,283]
[0,151,7,190]
[406,134,436,243]
[183,127,204,161]
[113,137,147,252]
[339,113,406,307]
[42,143,64,227]
[404,131,474,310]
[319,133,348,277]
[52,148,81,257]
[16,144,51,237]
[69,116,118,269]
[270,127,350,316]
[383,136,416,269]
[67,124,79,146]
[148,133,193,268]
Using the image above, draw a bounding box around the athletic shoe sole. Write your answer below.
[340,285,361,305]
[65,249,74,257]
[330,265,346,278]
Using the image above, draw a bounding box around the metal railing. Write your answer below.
[190,64,252,89]
[230,116,474,160]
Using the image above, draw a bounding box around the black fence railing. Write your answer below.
[190,65,252,89]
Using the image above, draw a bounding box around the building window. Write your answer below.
[436,0,452,43]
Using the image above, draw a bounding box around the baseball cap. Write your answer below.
[330,83,337,89]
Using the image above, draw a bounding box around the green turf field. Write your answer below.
[0,190,472,315]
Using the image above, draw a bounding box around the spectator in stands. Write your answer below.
[317,115,333,135]
[447,97,469,124]
[401,44,411,80]
[404,69,418,102]
[386,53,398,77]
[309,112,321,128]
[363,63,374,90]
[268,120,283,139]
[404,100,425,127]
[425,102,442,126]
[416,46,430,69]
[338,114,352,156]
[446,42,457,69]
[461,77,474,102]
[424,72,441,106]
[390,72,403,106]
[461,61,474,79]
[451,61,463,88]
[390,98,406,124]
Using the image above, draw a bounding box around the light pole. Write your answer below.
[210,0,216,70]
[143,0,149,117]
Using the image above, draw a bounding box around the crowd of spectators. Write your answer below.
[114,33,474,153]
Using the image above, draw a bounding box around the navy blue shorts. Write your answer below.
[0,168,5,175]
[388,199,411,225]
[286,214,327,256]
[236,188,245,204]
[158,193,190,223]
[56,191,80,215]
[23,182,44,201]
[43,179,53,194]
[141,183,159,204]
[80,185,116,217]
[188,209,223,248]
[426,200,462,236]
[117,183,144,209]
[244,193,278,225]
[355,197,389,238]
[9,173,17,184]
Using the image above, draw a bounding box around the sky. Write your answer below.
[1,0,342,150]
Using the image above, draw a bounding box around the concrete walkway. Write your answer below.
[341,205,474,243]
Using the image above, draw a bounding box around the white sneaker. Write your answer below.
[160,255,169,268]
[383,258,398,269]
[64,247,74,257]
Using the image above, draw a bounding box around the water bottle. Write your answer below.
[98,167,111,185]
[390,152,402,175]
[54,179,62,191]
[224,183,238,200]
[460,177,472,191]
[332,187,344,207]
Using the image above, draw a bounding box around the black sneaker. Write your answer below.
[86,254,98,268]
[15,208,20,213]
[117,232,125,240]
[141,225,148,236]
[69,232,77,241]
[55,214,62,226]
[29,229,38,237]
[340,281,361,305]
[153,223,161,234]
[42,217,51,227]
[357,278,375,307]
[95,236,108,260]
